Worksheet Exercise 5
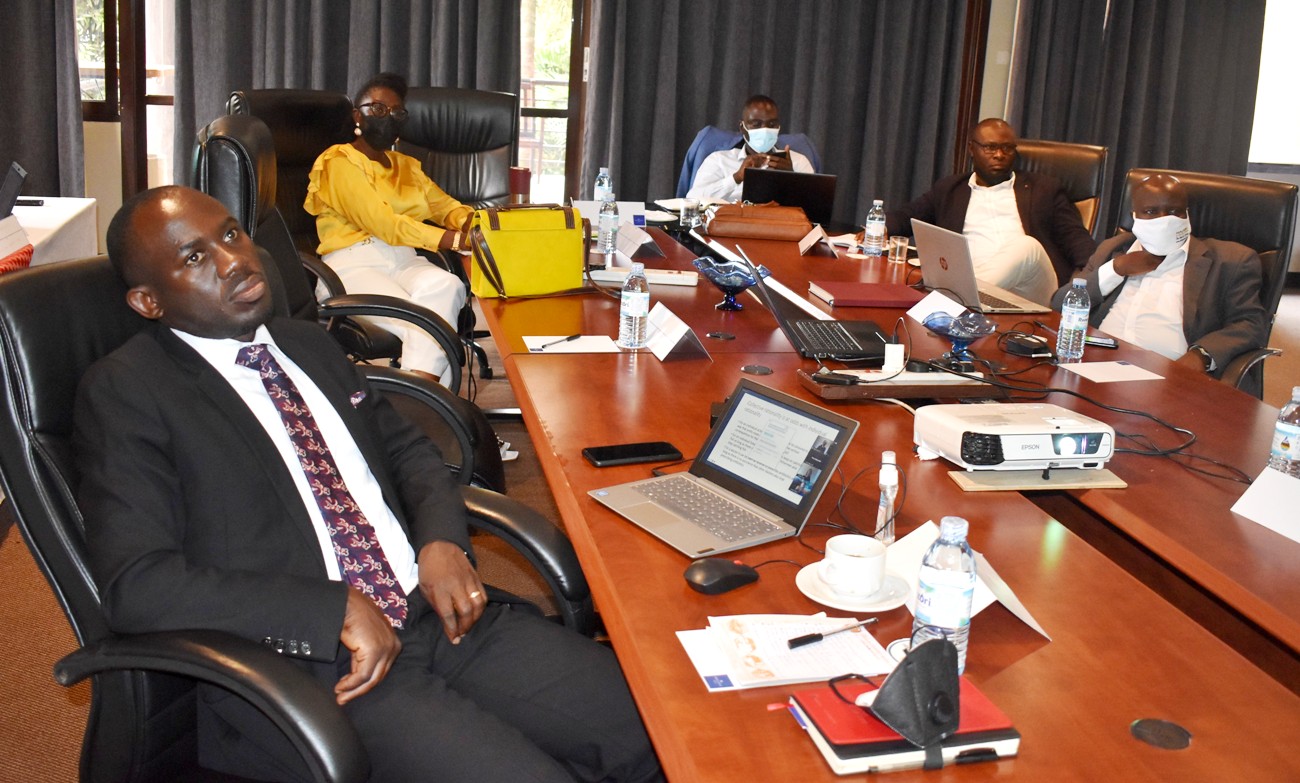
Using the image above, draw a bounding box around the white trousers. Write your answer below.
[321,238,466,381]
[972,235,1058,306]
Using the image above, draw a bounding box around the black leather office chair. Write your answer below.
[0,256,594,781]
[1013,139,1109,238]
[192,114,508,490]
[399,86,520,379]
[1116,168,1297,396]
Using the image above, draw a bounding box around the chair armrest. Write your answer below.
[461,485,595,636]
[301,250,346,298]
[54,629,368,783]
[363,365,477,485]
[318,294,465,394]
[1222,346,1281,395]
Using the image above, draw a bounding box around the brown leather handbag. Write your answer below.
[704,203,812,242]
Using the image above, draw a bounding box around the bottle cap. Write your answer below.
[631,262,644,273]
[1072,278,1087,287]
[599,166,609,174]
[938,516,969,540]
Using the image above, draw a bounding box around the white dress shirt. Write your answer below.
[963,173,1025,266]
[1096,239,1190,360]
[686,146,814,202]
[174,325,421,593]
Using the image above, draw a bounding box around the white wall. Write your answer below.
[82,122,122,253]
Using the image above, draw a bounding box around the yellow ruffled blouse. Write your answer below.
[304,143,473,256]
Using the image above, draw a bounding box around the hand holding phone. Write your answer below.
[582,441,682,467]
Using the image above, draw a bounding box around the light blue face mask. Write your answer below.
[745,126,780,154]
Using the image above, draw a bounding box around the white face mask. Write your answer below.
[1131,214,1191,256]
[745,126,779,154]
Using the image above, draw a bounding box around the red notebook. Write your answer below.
[789,678,1019,773]
[808,281,926,308]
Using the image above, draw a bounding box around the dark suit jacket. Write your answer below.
[74,317,470,673]
[1050,232,1267,376]
[887,170,1097,285]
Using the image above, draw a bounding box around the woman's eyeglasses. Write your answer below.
[358,102,409,122]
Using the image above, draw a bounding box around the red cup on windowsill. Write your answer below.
[509,167,531,204]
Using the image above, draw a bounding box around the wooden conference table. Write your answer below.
[473,230,1300,781]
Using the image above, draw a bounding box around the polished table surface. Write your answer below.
[475,230,1300,780]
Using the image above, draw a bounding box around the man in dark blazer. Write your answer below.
[887,118,1097,300]
[74,186,661,783]
[1050,173,1266,391]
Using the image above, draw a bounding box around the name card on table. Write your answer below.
[1231,467,1300,544]
[798,224,839,258]
[645,302,711,362]
[614,223,667,266]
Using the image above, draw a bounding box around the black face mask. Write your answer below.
[360,115,404,150]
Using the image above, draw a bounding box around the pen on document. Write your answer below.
[787,617,879,649]
[537,334,581,351]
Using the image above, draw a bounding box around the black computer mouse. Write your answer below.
[684,558,760,595]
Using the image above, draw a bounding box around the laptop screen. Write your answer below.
[0,162,27,220]
[693,378,858,521]
[742,168,837,226]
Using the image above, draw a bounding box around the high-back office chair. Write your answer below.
[192,114,506,490]
[0,256,594,781]
[1013,139,1109,237]
[1116,167,1298,396]
[675,125,823,198]
[398,86,519,209]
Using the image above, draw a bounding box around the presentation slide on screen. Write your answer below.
[706,392,841,505]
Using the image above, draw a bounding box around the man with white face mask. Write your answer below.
[1051,173,1266,383]
[686,95,814,201]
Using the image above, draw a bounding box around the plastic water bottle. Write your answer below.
[1056,278,1090,363]
[874,451,898,545]
[617,263,649,349]
[594,167,614,202]
[598,196,619,258]
[1267,386,1300,477]
[912,516,977,674]
[862,199,887,256]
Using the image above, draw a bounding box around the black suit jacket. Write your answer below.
[1050,232,1267,376]
[74,317,470,672]
[887,170,1097,285]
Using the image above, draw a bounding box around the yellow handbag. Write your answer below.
[469,204,589,298]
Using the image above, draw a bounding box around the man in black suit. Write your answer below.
[74,186,661,783]
[887,118,1097,303]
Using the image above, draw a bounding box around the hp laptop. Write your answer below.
[589,378,858,557]
[0,162,27,219]
[911,219,1050,314]
[742,169,837,227]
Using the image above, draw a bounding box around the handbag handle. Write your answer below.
[469,225,508,298]
[483,203,577,232]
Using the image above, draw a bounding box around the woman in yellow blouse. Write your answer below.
[305,72,468,381]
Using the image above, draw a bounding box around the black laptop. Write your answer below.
[742,168,837,227]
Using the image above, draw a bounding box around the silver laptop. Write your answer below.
[589,378,858,557]
[911,219,1050,314]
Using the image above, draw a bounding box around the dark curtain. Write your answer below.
[1008,0,1267,236]
[0,0,85,196]
[173,0,520,184]
[583,0,969,226]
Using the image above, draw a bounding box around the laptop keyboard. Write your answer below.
[794,320,862,352]
[636,475,782,542]
[977,290,1021,310]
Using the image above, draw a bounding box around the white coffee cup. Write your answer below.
[817,534,886,598]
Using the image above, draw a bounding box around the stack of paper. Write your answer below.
[677,614,896,692]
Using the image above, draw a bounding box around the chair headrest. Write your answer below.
[400,87,517,153]
[194,114,278,233]
[227,89,355,165]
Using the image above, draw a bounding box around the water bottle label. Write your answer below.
[915,569,975,629]
[1272,421,1300,461]
[621,290,649,317]
[865,223,885,238]
[1060,307,1089,329]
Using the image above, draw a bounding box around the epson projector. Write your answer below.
[914,403,1114,471]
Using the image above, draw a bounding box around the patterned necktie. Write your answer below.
[236,343,408,628]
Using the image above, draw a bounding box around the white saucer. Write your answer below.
[795,564,910,613]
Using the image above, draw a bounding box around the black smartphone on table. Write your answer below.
[582,441,682,467]
[1084,334,1118,349]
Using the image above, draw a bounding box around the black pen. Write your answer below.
[537,334,581,351]
[787,617,879,649]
